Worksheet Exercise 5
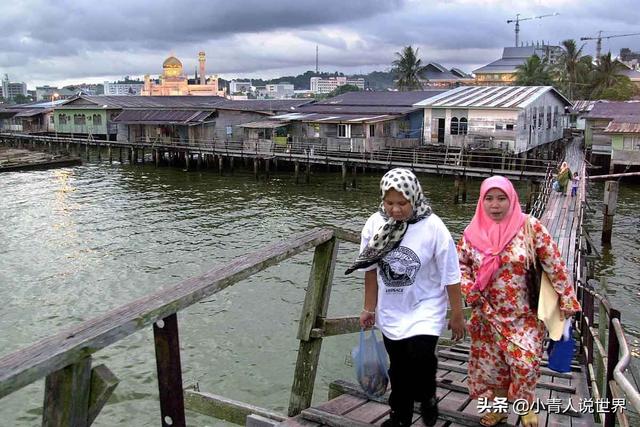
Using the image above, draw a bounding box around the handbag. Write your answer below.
[525,216,564,341]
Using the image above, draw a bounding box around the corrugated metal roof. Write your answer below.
[58,95,226,109]
[414,86,570,109]
[604,121,640,133]
[587,101,640,119]
[112,109,213,124]
[270,112,394,123]
[239,120,289,129]
[571,100,601,113]
[314,90,446,107]
[14,109,51,117]
[214,99,312,112]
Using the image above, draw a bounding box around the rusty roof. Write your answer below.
[604,119,640,133]
[587,101,640,119]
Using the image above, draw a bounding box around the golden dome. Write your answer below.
[163,56,182,68]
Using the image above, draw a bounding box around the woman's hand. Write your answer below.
[360,310,375,329]
[448,313,466,341]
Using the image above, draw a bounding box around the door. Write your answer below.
[437,118,445,143]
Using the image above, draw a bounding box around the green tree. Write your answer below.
[598,76,636,100]
[327,84,361,97]
[555,39,587,100]
[12,94,31,104]
[515,55,553,86]
[392,45,428,91]
[590,53,630,99]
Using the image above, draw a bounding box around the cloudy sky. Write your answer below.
[1,0,639,88]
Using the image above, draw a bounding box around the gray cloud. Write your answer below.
[0,0,638,87]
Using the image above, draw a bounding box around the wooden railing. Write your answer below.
[0,228,336,426]
[1,132,557,179]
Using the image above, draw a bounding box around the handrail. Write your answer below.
[0,227,333,400]
[612,318,640,412]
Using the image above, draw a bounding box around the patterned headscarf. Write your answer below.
[345,168,432,275]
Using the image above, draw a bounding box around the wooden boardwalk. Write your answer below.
[277,139,595,427]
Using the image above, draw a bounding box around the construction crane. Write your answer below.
[580,31,640,59]
[507,13,559,47]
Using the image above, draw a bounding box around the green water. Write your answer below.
[0,158,637,426]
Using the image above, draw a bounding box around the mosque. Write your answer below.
[141,52,226,97]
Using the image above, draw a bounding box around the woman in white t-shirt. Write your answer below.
[346,168,465,427]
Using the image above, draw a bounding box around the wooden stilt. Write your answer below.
[185,152,190,171]
[453,175,461,204]
[229,156,234,174]
[351,165,356,188]
[97,144,101,161]
[295,161,300,185]
[108,145,112,164]
[254,158,259,181]
[265,158,271,181]
[219,156,224,176]
[341,163,347,190]
[140,148,145,165]
[197,153,202,170]
[601,180,618,245]
[461,175,468,203]
[155,149,160,167]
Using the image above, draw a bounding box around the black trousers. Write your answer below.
[383,334,439,424]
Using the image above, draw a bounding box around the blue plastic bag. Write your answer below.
[352,329,389,397]
[547,322,575,373]
[552,180,561,192]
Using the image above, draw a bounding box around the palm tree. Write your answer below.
[515,55,553,86]
[555,39,586,100]
[392,46,428,91]
[590,52,627,98]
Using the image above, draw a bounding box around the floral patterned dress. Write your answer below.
[457,216,581,403]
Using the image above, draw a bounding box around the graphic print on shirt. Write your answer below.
[379,246,421,288]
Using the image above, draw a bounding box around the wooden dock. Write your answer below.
[0,146,81,172]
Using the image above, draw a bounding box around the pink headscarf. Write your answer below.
[463,176,526,292]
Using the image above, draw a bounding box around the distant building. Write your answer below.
[2,74,27,101]
[35,86,76,101]
[229,80,252,94]
[417,63,474,88]
[473,44,563,86]
[266,82,295,99]
[142,52,225,97]
[310,76,366,94]
[104,80,144,96]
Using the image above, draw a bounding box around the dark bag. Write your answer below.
[547,322,575,373]
[524,217,543,310]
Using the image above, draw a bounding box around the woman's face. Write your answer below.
[383,188,413,221]
[483,188,510,222]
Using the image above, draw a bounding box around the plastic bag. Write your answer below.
[552,180,561,192]
[352,329,389,397]
[547,320,575,373]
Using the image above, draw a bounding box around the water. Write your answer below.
[0,159,637,425]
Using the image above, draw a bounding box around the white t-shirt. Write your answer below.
[359,212,461,340]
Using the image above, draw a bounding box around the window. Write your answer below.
[538,108,543,128]
[369,124,375,137]
[506,124,514,131]
[93,114,102,125]
[547,106,552,129]
[49,115,54,124]
[383,122,392,137]
[74,114,86,125]
[337,124,350,138]
[459,118,468,135]
[495,124,503,130]
[623,136,640,150]
[450,117,459,135]
[58,114,67,125]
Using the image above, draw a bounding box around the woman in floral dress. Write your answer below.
[457,176,580,427]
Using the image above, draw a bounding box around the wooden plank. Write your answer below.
[302,407,379,427]
[344,401,390,423]
[0,228,335,399]
[184,390,286,425]
[570,371,597,427]
[289,237,339,417]
[87,364,119,426]
[247,414,280,427]
[315,393,366,415]
[437,350,581,374]
[42,357,92,427]
[277,416,320,426]
[153,314,186,427]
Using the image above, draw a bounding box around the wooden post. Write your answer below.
[128,147,134,164]
[154,314,187,427]
[341,163,347,190]
[294,161,300,185]
[42,357,92,427]
[197,152,203,170]
[85,143,89,160]
[119,147,123,164]
[601,180,618,245]
[305,162,311,184]
[350,165,356,188]
[254,158,259,181]
[288,237,339,417]
[97,144,102,161]
[461,175,468,202]
[108,145,112,164]
[265,158,271,181]
[229,156,234,174]
[596,295,608,402]
[140,147,145,165]
[185,152,190,171]
[453,175,461,204]
[155,149,160,167]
